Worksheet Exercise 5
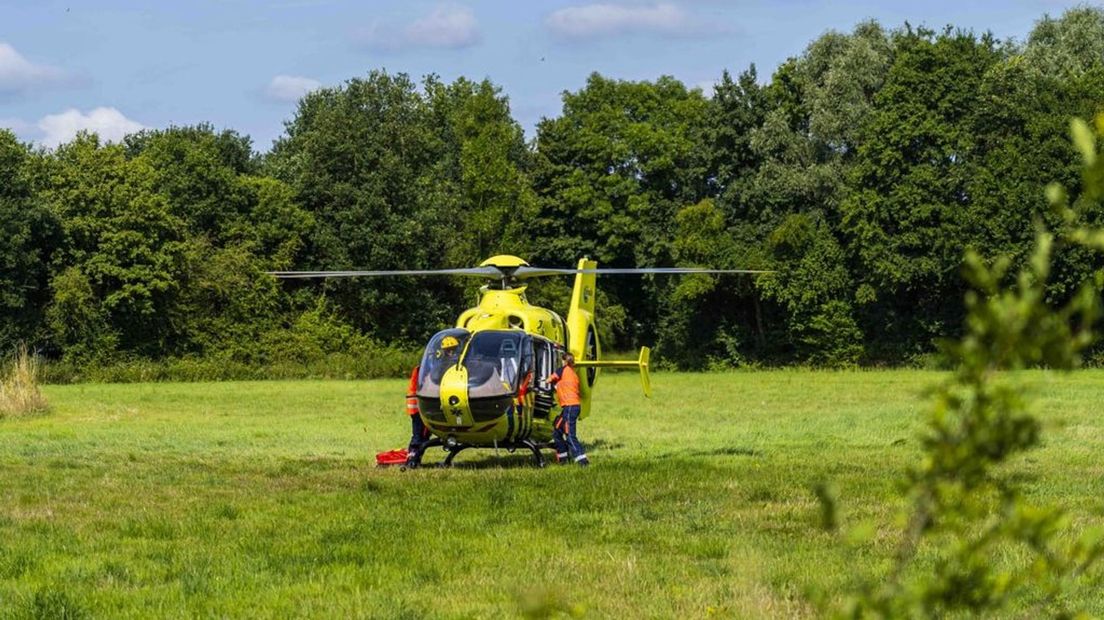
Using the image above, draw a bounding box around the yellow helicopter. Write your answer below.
[271,255,766,467]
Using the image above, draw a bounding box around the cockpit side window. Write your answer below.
[463,331,529,399]
[518,336,534,389]
[417,328,471,397]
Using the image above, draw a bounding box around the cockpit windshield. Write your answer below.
[463,331,531,399]
[417,328,471,397]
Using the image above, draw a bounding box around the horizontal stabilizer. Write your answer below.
[574,346,652,398]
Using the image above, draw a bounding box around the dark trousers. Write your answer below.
[406,414,430,465]
[553,405,586,462]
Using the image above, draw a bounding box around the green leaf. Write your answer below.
[1071,118,1096,166]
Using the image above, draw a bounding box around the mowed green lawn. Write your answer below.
[1,371,1102,618]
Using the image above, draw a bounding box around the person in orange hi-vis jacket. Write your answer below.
[404,365,430,468]
[550,353,589,466]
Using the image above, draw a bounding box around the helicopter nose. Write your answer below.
[439,366,471,426]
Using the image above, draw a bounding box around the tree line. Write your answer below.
[3,7,1104,377]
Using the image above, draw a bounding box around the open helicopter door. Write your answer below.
[530,338,559,419]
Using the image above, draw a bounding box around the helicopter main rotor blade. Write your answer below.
[268,265,775,280]
[511,266,774,278]
[267,267,503,279]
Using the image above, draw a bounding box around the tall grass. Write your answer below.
[0,344,48,417]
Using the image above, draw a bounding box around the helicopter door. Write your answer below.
[531,339,558,419]
[516,336,534,389]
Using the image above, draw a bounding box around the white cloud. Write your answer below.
[544,3,701,40]
[359,4,480,51]
[37,107,146,147]
[0,117,34,135]
[405,4,479,48]
[0,42,68,94]
[265,75,322,102]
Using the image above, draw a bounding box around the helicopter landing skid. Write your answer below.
[435,439,550,468]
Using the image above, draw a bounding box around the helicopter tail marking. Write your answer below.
[568,257,597,317]
[566,257,597,362]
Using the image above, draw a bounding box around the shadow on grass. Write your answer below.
[588,438,625,451]
[419,450,545,470]
[432,439,628,469]
[412,446,761,472]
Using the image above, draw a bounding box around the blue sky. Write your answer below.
[0,0,1095,151]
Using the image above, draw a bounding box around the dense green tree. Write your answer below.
[1022,6,1104,78]
[656,199,768,367]
[124,125,258,239]
[969,62,1104,310]
[45,266,116,362]
[736,21,892,222]
[231,175,315,269]
[647,66,773,367]
[116,125,316,360]
[424,76,537,266]
[802,21,894,153]
[989,7,1104,307]
[270,71,534,343]
[268,72,458,342]
[534,74,709,264]
[840,27,1005,359]
[532,74,711,347]
[40,134,189,359]
[706,66,767,206]
[9,7,1104,372]
[677,23,892,365]
[757,213,862,365]
[168,242,287,363]
[0,130,58,351]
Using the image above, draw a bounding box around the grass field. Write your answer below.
[1,370,1102,618]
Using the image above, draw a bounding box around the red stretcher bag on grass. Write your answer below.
[375,448,409,466]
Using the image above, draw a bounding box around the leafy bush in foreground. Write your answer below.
[831,118,1104,617]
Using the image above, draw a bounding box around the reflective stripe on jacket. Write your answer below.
[406,366,420,416]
